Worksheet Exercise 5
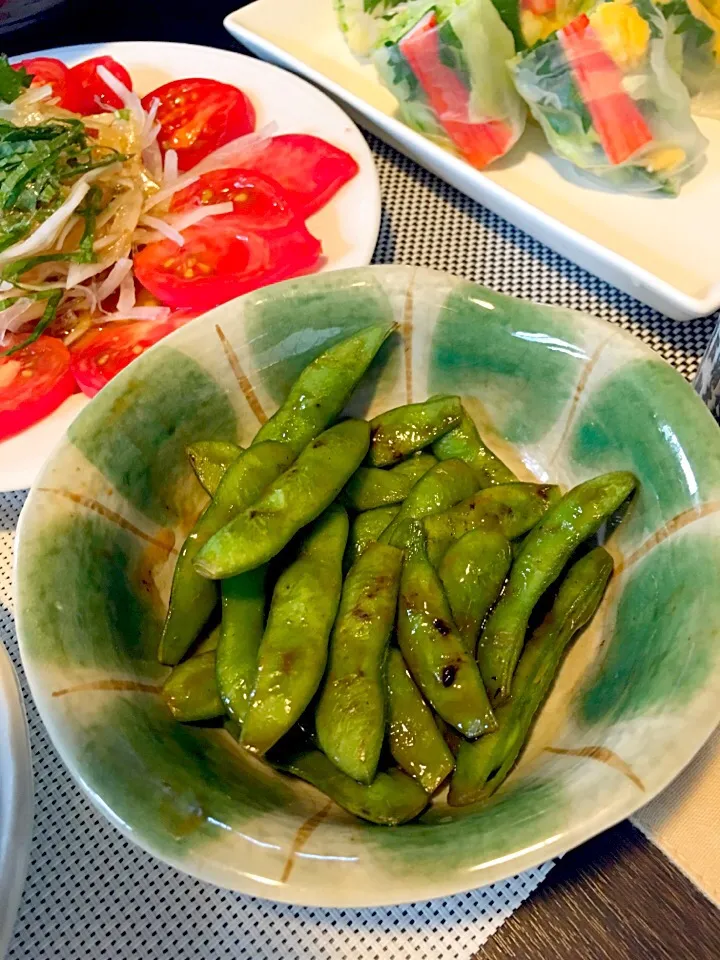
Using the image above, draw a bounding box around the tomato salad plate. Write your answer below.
[0,41,380,492]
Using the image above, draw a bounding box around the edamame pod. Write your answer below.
[478,471,636,704]
[192,623,221,656]
[254,323,395,455]
[216,565,267,725]
[439,531,512,654]
[368,395,462,467]
[158,440,295,665]
[380,459,479,545]
[316,542,403,783]
[195,420,369,579]
[386,649,455,794]
[240,505,348,756]
[187,440,242,496]
[274,747,429,826]
[432,407,516,488]
[396,526,497,739]
[450,548,614,806]
[346,506,400,566]
[342,453,436,511]
[162,652,223,722]
[423,483,560,566]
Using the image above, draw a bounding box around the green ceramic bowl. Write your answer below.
[15,266,720,907]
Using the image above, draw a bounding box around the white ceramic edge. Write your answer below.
[12,263,720,906]
[224,9,719,322]
[0,39,381,495]
[0,644,33,947]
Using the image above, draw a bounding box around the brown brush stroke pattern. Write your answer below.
[280,800,333,884]
[546,745,645,792]
[550,337,611,468]
[215,324,267,425]
[37,488,175,557]
[401,274,416,404]
[52,679,161,698]
[616,500,720,576]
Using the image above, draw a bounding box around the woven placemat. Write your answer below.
[2,132,717,959]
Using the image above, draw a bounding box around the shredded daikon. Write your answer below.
[103,306,171,322]
[96,258,133,302]
[117,271,137,313]
[67,258,113,289]
[166,202,234,231]
[0,298,44,344]
[97,64,147,132]
[140,215,185,246]
[163,149,179,186]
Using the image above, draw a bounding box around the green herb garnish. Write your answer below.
[0,55,31,105]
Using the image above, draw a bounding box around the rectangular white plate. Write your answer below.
[226,0,720,320]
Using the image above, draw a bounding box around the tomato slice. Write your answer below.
[170,168,301,233]
[142,79,256,173]
[241,134,359,217]
[134,214,322,312]
[13,57,70,106]
[0,336,76,442]
[70,321,177,398]
[65,56,133,115]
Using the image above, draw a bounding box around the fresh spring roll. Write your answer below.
[510,1,708,194]
[334,1,408,57]
[492,0,590,50]
[373,0,526,169]
[658,0,720,117]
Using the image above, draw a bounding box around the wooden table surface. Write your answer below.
[5,2,720,956]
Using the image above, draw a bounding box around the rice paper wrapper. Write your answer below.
[510,0,708,194]
[334,0,408,57]
[373,0,526,168]
[658,0,720,118]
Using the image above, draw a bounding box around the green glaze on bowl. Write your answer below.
[15,266,720,907]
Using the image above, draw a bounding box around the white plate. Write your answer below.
[225,0,720,322]
[0,644,32,956]
[1,40,381,493]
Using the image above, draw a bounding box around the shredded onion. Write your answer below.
[0,174,100,265]
[55,214,80,251]
[67,258,113,289]
[0,298,45,344]
[163,149,179,186]
[166,202,234,231]
[143,123,278,212]
[140,215,185,246]
[117,271,137,313]
[103,306,171,322]
[96,258,133,302]
[97,64,146,132]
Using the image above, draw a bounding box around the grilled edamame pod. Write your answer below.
[316,542,403,783]
[380,459,478,546]
[254,323,395,455]
[195,420,369,579]
[450,547,614,806]
[477,471,636,704]
[386,648,455,793]
[342,453,437,511]
[438,531,512,654]
[423,482,560,566]
[274,746,429,826]
[216,565,267,725]
[346,506,400,566]
[240,505,349,756]
[162,652,223,722]
[432,407,516,488]
[395,521,497,739]
[187,440,242,496]
[158,441,295,665]
[368,395,462,466]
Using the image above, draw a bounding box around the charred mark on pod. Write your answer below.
[432,618,451,636]
[441,665,457,687]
